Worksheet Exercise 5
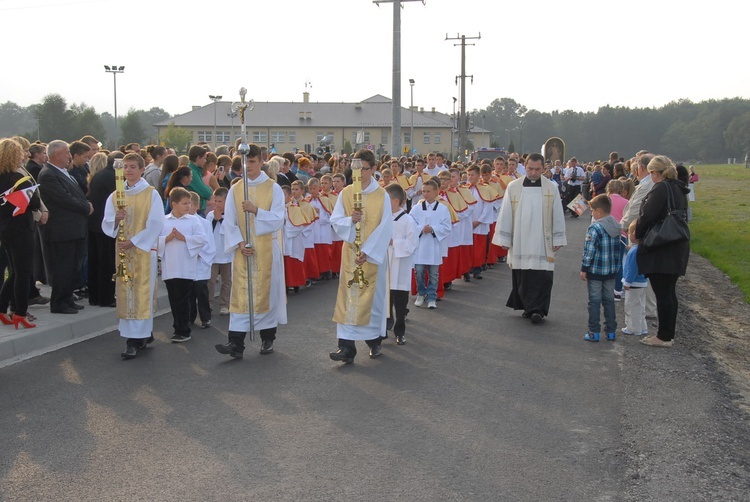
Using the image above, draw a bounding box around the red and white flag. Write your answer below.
[1,176,38,216]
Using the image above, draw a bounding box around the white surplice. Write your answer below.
[389,210,419,291]
[102,178,165,339]
[409,200,452,266]
[331,180,392,341]
[222,172,287,332]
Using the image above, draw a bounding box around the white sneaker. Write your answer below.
[414,295,425,307]
[621,327,637,335]
[220,307,230,316]
[427,300,437,309]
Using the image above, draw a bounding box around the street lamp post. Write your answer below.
[104,65,125,149]
[409,79,415,156]
[209,95,222,148]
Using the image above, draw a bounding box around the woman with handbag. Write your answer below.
[635,155,690,348]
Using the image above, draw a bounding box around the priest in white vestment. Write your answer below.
[102,154,165,359]
[329,149,393,363]
[215,144,287,359]
[493,153,567,324]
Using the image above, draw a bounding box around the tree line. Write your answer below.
[2,93,749,162]
[474,97,750,163]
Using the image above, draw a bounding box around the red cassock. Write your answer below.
[284,256,307,287]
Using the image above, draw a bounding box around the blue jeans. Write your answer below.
[587,278,617,334]
[414,263,439,302]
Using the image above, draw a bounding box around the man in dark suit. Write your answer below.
[38,140,93,314]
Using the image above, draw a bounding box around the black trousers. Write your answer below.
[87,232,116,306]
[189,279,211,323]
[337,337,382,357]
[165,278,193,336]
[648,273,680,341]
[47,238,85,312]
[563,184,581,209]
[0,231,35,316]
[390,289,409,337]
[228,327,276,352]
[507,269,554,317]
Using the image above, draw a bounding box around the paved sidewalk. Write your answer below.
[0,280,171,368]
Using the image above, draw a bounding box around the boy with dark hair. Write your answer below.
[580,194,622,342]
[385,183,418,344]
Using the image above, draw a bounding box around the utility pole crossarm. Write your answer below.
[445,33,480,161]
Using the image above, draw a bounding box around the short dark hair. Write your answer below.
[79,135,99,147]
[480,164,492,175]
[69,141,91,157]
[527,152,545,164]
[589,194,611,214]
[423,179,439,191]
[213,187,228,198]
[385,183,406,204]
[353,149,377,168]
[169,186,191,205]
[188,145,208,162]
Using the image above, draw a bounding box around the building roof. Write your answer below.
[155,94,487,132]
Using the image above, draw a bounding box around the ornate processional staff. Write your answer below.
[231,88,256,340]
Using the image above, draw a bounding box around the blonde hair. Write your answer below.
[189,191,200,205]
[178,155,189,168]
[0,138,24,175]
[606,179,623,196]
[266,157,282,181]
[87,152,108,183]
[647,155,677,180]
[11,136,30,150]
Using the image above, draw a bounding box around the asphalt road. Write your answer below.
[1,216,748,501]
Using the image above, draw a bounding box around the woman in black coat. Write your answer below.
[0,138,42,328]
[635,155,690,347]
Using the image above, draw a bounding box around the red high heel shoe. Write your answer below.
[12,314,36,329]
[0,313,13,325]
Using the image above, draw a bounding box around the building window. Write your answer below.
[381,131,388,145]
[198,131,212,143]
[404,131,411,144]
[252,131,267,143]
[316,131,325,143]
[423,132,430,144]
[288,131,296,143]
[434,133,441,144]
[364,131,370,143]
[216,132,230,144]
[271,131,286,144]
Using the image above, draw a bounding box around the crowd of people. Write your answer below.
[0,133,691,361]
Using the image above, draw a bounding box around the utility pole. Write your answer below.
[374,0,425,158]
[446,33,480,161]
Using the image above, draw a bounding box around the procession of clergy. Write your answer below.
[112,145,565,362]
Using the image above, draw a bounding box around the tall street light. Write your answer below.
[409,79,415,156]
[209,95,222,148]
[228,111,237,144]
[104,65,125,148]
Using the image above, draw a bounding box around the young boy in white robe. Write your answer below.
[206,187,232,316]
[409,179,452,310]
[188,191,216,329]
[385,184,418,345]
[158,187,208,343]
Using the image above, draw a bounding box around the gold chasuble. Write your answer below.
[115,187,156,320]
[332,184,386,326]
[230,178,275,314]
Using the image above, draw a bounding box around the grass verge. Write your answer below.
[689,164,750,303]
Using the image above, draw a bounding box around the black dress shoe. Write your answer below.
[260,340,274,354]
[531,313,543,324]
[463,273,471,282]
[51,306,78,314]
[386,318,394,331]
[121,346,138,359]
[329,349,354,364]
[473,273,483,280]
[396,336,406,345]
[68,303,85,310]
[106,301,117,308]
[369,345,382,358]
[215,342,243,359]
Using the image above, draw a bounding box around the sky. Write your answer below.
[1,0,748,118]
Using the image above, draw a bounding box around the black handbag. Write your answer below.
[642,182,690,250]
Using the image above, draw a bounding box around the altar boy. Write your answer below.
[408,179,452,309]
[385,184,418,345]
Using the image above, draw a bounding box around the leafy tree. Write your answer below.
[725,111,750,157]
[69,103,106,143]
[343,140,352,155]
[508,140,515,153]
[160,122,192,153]
[36,94,73,142]
[139,107,171,143]
[120,109,145,145]
[0,101,36,139]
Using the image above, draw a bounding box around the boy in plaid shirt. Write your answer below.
[580,195,623,342]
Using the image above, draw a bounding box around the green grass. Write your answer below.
[689,164,750,302]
